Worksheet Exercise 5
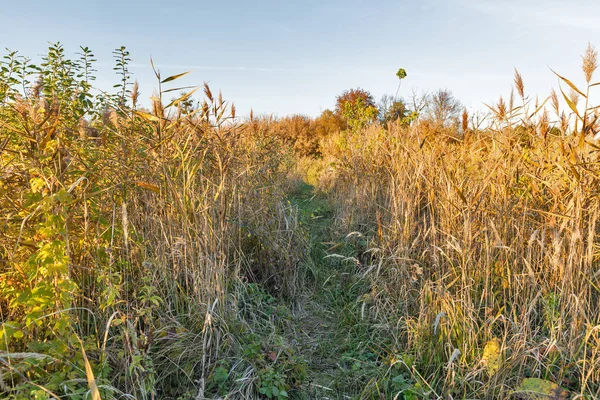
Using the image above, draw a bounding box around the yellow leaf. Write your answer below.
[528,95,550,119]
[30,177,46,193]
[166,87,199,109]
[77,336,101,400]
[161,71,191,84]
[482,338,502,377]
[135,111,160,122]
[559,86,582,120]
[551,68,586,98]
[513,378,568,400]
[135,182,160,193]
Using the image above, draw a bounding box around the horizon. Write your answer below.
[3,3,600,399]
[1,1,599,117]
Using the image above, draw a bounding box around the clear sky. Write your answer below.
[1,0,598,117]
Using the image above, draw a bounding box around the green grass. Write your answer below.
[3,42,599,399]
[281,181,414,399]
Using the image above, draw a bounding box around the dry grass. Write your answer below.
[314,49,600,397]
[0,45,306,398]
[2,42,600,399]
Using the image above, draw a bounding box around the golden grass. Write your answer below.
[2,41,599,399]
[315,60,600,395]
[0,46,306,398]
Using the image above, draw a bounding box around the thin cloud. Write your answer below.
[454,0,600,33]
[125,63,402,75]
[128,63,287,72]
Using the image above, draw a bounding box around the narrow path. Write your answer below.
[285,182,367,399]
[285,182,337,397]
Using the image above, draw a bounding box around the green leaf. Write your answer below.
[161,71,191,84]
[54,189,72,204]
[513,378,568,400]
[162,85,197,94]
[16,290,31,305]
[396,68,407,79]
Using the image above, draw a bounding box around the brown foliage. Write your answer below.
[334,88,377,116]
[267,110,344,157]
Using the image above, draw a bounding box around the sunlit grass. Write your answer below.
[1,42,599,399]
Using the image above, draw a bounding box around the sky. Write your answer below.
[0,0,598,117]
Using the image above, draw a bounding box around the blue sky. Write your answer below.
[1,0,598,117]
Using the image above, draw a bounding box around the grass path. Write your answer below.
[284,182,379,399]
[286,181,340,398]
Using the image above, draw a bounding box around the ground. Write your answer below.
[281,181,385,399]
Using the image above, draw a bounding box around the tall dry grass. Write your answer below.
[0,45,306,399]
[316,45,600,398]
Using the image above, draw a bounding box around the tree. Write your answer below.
[379,94,408,125]
[273,114,315,156]
[313,109,344,137]
[335,88,378,131]
[335,88,376,115]
[428,89,462,126]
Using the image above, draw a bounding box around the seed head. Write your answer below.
[550,89,560,116]
[514,69,525,99]
[582,43,598,84]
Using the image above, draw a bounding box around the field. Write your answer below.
[1,43,600,399]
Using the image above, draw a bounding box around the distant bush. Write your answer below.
[264,110,344,158]
[335,88,379,131]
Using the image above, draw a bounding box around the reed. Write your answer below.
[315,44,600,398]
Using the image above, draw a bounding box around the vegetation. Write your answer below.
[1,42,600,399]
[334,88,379,132]
[0,43,306,399]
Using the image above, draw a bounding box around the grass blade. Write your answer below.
[161,71,191,84]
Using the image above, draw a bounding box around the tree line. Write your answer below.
[257,86,465,157]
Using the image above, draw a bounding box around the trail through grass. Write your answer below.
[283,182,385,399]
[286,182,339,398]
